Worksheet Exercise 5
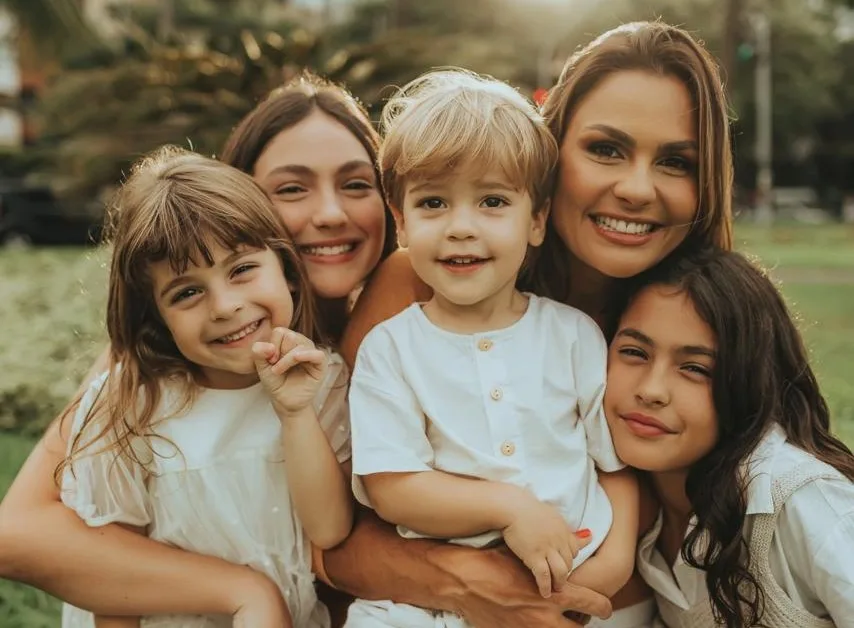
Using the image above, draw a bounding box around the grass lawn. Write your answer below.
[0,222,852,625]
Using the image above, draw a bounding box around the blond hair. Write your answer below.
[528,21,734,301]
[379,68,558,213]
[58,146,321,482]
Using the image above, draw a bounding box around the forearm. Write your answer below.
[364,470,528,538]
[279,408,353,549]
[321,509,469,613]
[0,499,277,616]
[321,511,615,627]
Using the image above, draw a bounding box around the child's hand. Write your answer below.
[252,327,327,417]
[502,499,592,598]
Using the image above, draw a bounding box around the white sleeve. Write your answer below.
[571,314,624,473]
[348,325,434,506]
[774,477,854,626]
[314,350,351,463]
[60,372,151,528]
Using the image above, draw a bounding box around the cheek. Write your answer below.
[351,194,388,240]
[272,201,312,239]
[661,177,699,223]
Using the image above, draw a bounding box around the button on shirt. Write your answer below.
[349,295,624,565]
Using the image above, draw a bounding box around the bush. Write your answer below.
[0,248,108,435]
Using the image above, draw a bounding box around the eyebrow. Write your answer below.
[265,159,374,179]
[158,249,252,299]
[616,327,716,358]
[585,124,698,152]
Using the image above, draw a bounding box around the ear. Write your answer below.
[392,205,408,248]
[528,198,550,247]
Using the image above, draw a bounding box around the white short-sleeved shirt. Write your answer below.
[637,423,854,627]
[349,294,623,565]
[60,351,351,628]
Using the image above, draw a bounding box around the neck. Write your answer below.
[318,296,349,344]
[651,468,693,524]
[564,251,616,322]
[424,283,528,334]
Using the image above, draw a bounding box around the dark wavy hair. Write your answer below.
[614,247,854,628]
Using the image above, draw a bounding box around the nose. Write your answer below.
[635,364,671,407]
[312,187,349,229]
[445,205,478,241]
[613,162,656,209]
[208,287,243,321]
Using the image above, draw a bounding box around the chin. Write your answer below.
[586,252,670,279]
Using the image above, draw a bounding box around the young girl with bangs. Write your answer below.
[60,147,353,628]
[605,248,854,628]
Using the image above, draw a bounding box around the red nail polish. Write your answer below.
[576,528,592,538]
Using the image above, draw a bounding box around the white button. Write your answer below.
[478,338,493,351]
[490,387,503,401]
[501,441,516,456]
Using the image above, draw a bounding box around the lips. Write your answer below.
[620,412,676,436]
[592,215,660,235]
[438,255,491,265]
[300,241,359,257]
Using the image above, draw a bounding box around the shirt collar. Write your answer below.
[743,422,788,515]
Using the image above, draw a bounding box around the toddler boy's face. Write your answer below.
[396,168,546,310]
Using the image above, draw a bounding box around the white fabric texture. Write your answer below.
[60,351,351,628]
[346,295,623,627]
[637,424,854,628]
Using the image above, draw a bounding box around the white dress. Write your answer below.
[60,352,351,628]
[346,295,624,627]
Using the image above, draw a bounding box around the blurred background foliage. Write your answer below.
[4,0,854,211]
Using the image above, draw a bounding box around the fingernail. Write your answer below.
[576,528,592,538]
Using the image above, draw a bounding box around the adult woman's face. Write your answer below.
[253,110,387,300]
[552,70,699,279]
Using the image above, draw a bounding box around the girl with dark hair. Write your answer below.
[606,248,854,628]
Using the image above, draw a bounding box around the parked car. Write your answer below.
[0,178,103,246]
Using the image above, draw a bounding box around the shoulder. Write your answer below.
[340,249,432,369]
[745,425,853,517]
[531,296,603,335]
[528,296,607,358]
[351,306,421,374]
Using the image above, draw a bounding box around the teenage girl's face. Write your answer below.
[552,70,699,279]
[253,110,387,301]
[150,242,294,390]
[604,285,719,473]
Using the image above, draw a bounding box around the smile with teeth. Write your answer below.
[593,216,658,235]
[440,256,490,265]
[301,242,358,256]
[215,320,261,344]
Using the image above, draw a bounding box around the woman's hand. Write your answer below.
[452,544,612,628]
